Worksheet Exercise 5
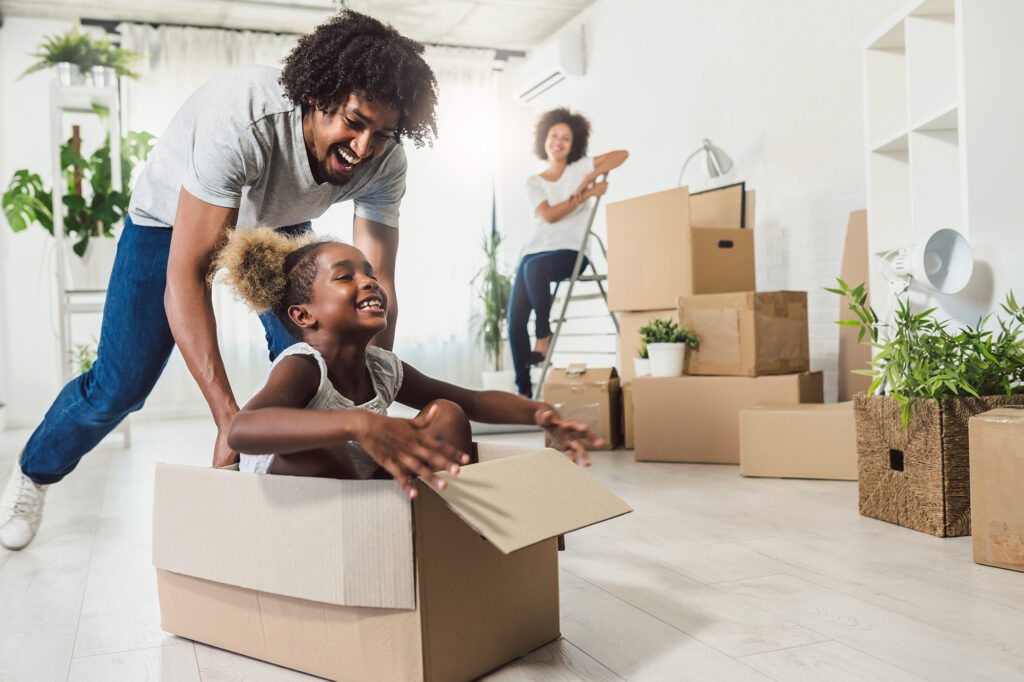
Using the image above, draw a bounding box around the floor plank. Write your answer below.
[739,641,926,682]
[67,642,200,682]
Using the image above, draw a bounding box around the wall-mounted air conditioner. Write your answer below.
[516,26,586,103]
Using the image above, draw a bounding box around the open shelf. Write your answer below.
[867,149,911,254]
[909,129,962,236]
[871,131,909,154]
[866,46,908,147]
[906,13,956,125]
[912,103,958,131]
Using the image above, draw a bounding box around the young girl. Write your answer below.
[217,227,602,498]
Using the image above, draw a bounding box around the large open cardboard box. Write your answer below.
[152,446,631,681]
[633,372,823,463]
[678,291,810,376]
[542,365,621,450]
[606,185,755,312]
[739,402,857,480]
[970,408,1024,571]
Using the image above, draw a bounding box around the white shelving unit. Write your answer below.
[50,81,130,446]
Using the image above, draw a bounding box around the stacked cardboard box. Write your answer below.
[153,445,631,681]
[542,365,621,450]
[969,407,1024,572]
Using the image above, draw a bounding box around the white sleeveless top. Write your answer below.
[238,342,404,478]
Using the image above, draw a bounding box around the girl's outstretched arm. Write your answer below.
[228,356,468,495]
[396,362,602,465]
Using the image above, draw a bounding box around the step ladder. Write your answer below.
[533,174,619,400]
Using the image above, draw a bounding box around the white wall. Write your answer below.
[498,0,904,400]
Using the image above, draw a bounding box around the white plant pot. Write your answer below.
[88,65,117,88]
[65,237,117,291]
[647,342,687,377]
[55,62,84,86]
[481,369,516,392]
[633,357,651,377]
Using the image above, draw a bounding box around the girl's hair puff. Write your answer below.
[214,227,333,340]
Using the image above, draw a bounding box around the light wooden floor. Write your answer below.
[2,418,1024,681]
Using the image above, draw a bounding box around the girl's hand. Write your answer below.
[357,407,471,498]
[535,408,600,467]
[587,180,608,199]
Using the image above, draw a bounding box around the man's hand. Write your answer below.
[535,408,600,467]
[356,406,471,498]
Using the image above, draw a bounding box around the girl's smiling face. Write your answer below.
[290,242,388,340]
[544,122,573,163]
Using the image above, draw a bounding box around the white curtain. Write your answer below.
[118,25,497,415]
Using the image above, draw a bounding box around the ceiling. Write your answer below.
[0,0,596,51]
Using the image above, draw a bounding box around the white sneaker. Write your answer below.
[0,460,49,551]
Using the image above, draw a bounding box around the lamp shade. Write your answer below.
[704,140,733,177]
[891,228,973,294]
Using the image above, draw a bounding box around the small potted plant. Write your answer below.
[638,317,699,377]
[633,341,650,377]
[830,278,1024,537]
[18,21,94,85]
[83,33,143,87]
[472,229,513,390]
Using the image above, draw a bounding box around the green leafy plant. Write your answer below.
[69,337,98,376]
[828,278,1024,428]
[639,317,699,348]
[472,230,513,371]
[17,22,94,80]
[3,116,156,256]
[18,22,143,81]
[635,340,649,359]
[83,34,143,80]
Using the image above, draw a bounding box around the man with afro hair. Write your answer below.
[0,10,439,552]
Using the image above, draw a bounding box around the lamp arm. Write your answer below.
[676,146,704,187]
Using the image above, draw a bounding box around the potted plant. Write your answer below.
[830,278,1024,537]
[83,33,143,87]
[3,120,156,288]
[638,317,699,377]
[634,340,650,377]
[17,21,93,85]
[472,229,513,390]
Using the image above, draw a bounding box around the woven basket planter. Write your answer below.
[854,393,1024,537]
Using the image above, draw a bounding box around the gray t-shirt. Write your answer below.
[128,64,407,230]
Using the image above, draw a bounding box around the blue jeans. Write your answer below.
[19,217,310,484]
[506,249,588,396]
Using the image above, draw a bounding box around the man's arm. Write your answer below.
[165,187,239,466]
[353,216,399,350]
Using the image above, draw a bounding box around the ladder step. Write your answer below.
[548,350,617,356]
[554,293,606,302]
[549,332,618,337]
[575,274,607,282]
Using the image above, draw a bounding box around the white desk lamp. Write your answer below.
[677,138,733,186]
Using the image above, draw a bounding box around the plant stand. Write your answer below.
[50,81,130,447]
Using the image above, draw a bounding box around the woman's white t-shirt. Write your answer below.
[238,342,404,478]
[522,157,595,256]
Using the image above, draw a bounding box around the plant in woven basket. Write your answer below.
[638,317,699,348]
[828,278,1024,428]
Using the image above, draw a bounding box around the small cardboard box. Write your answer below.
[152,446,631,682]
[606,185,756,312]
[633,371,823,464]
[970,408,1024,571]
[623,382,634,450]
[739,402,857,480]
[678,291,809,377]
[618,308,676,383]
[838,210,873,401]
[542,365,621,450]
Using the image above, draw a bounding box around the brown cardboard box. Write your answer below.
[970,408,1024,572]
[838,210,873,401]
[678,291,810,376]
[606,186,756,312]
[152,446,631,682]
[739,402,857,480]
[623,382,634,449]
[617,308,676,383]
[542,365,621,450]
[633,371,823,464]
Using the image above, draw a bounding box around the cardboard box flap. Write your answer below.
[973,406,1024,424]
[152,463,416,610]
[431,449,631,554]
[545,365,618,389]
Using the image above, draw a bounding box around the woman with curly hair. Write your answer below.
[507,108,628,397]
[1,10,441,552]
[215,228,601,497]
